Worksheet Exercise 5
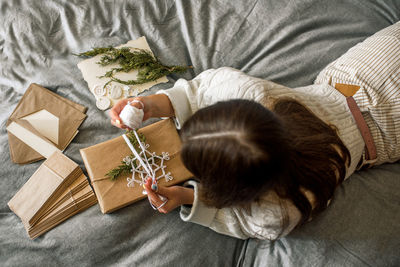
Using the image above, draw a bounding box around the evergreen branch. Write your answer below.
[75,46,191,87]
[109,65,190,85]
[74,47,115,57]
[105,162,132,181]
[105,130,146,181]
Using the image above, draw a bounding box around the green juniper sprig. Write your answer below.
[75,46,191,87]
[126,129,146,146]
[74,47,115,57]
[105,130,146,180]
[105,163,132,181]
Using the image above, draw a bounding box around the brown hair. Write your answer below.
[180,98,351,224]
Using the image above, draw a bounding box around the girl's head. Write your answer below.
[180,99,291,208]
[180,98,351,223]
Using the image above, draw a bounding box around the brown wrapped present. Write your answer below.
[80,119,193,213]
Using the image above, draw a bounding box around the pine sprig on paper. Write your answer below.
[74,47,115,57]
[105,130,146,180]
[75,47,191,87]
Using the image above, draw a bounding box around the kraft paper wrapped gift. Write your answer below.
[6,83,87,164]
[80,118,193,214]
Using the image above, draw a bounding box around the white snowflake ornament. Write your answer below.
[122,132,173,194]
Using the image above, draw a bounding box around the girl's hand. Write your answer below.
[110,94,175,129]
[144,178,194,214]
[110,96,152,129]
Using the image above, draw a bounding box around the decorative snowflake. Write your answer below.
[126,141,173,189]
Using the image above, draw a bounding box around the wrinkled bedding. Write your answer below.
[1,1,399,266]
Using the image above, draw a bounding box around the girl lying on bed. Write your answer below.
[110,22,400,240]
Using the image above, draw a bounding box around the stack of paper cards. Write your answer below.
[77,36,168,110]
[6,83,87,164]
[8,151,97,239]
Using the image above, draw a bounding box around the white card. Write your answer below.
[21,109,59,145]
[77,36,168,108]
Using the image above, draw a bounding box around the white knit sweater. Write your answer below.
[158,67,365,240]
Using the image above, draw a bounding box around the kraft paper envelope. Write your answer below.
[26,183,97,239]
[33,174,90,223]
[8,150,82,226]
[6,83,87,164]
[28,200,97,239]
[80,119,193,213]
[77,36,168,107]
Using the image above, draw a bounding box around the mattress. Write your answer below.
[1,0,399,266]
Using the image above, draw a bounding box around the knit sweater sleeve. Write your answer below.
[180,180,302,240]
[156,68,218,129]
[156,67,272,129]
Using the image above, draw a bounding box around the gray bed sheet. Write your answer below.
[1,0,399,266]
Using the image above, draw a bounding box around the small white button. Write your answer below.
[122,85,130,97]
[109,84,122,99]
[96,96,111,110]
[93,84,106,97]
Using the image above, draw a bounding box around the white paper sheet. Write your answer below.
[77,36,168,108]
[6,122,61,158]
[21,109,59,145]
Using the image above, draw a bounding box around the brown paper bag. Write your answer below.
[34,173,90,222]
[80,119,193,213]
[8,151,83,226]
[26,182,97,239]
[28,199,97,239]
[7,83,87,164]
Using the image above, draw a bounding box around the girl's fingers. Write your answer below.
[110,102,125,119]
[157,202,171,213]
[110,98,130,119]
[110,113,122,124]
[109,108,119,121]
[154,184,169,197]
[110,104,125,128]
[144,179,166,208]
[110,118,128,129]
[110,97,146,128]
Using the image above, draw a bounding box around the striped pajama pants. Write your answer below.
[315,22,400,166]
